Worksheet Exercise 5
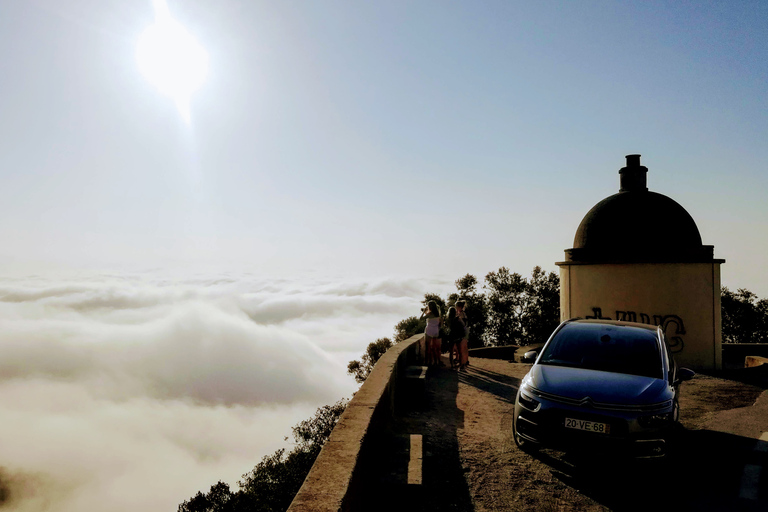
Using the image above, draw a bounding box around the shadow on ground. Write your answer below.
[458,365,520,405]
[365,365,474,512]
[526,427,768,512]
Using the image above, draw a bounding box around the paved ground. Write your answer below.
[368,355,768,511]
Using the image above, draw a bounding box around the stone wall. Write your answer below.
[287,334,424,512]
[559,262,722,370]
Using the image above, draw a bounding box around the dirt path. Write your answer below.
[455,358,606,511]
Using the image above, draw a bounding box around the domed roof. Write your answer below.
[564,155,715,264]
[574,190,703,249]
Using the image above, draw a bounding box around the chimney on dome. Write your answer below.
[619,154,648,192]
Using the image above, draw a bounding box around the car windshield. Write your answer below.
[539,323,662,379]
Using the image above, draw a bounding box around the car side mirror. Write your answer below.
[675,367,695,385]
[521,350,538,364]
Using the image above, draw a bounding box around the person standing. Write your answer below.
[420,301,442,367]
[447,306,462,369]
[455,300,470,370]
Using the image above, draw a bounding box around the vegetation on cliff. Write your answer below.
[178,399,348,512]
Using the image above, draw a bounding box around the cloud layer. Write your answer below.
[0,272,443,511]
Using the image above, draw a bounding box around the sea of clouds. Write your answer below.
[0,271,450,511]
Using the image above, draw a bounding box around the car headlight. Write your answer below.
[638,412,673,428]
[518,381,541,412]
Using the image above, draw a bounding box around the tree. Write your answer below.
[178,400,348,512]
[237,448,316,512]
[393,316,422,342]
[347,337,394,384]
[484,266,560,346]
[455,274,479,297]
[722,287,768,344]
[178,482,233,512]
[484,267,528,346]
[238,399,348,512]
[522,266,561,345]
[291,401,349,450]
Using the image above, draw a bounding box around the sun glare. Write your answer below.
[136,0,208,123]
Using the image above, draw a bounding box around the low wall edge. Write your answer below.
[287,334,424,512]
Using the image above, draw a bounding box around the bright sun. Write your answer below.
[136,0,208,122]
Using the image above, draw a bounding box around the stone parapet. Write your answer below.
[287,334,424,512]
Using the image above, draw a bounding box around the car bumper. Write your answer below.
[514,392,674,458]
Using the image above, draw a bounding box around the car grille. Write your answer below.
[527,387,672,413]
[518,407,629,440]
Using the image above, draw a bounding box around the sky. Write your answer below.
[0,0,766,509]
[1,0,766,292]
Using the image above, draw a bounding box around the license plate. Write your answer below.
[564,417,611,434]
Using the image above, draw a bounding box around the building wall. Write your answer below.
[559,262,722,370]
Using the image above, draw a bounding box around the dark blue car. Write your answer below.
[513,319,695,458]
